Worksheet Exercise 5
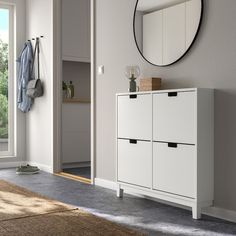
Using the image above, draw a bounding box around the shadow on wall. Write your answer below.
[214,89,236,210]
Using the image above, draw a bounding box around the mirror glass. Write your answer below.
[134,0,202,66]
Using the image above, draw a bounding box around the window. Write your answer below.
[0,4,14,157]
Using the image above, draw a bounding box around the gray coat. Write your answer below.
[17,41,33,113]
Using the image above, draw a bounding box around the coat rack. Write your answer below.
[28,36,44,42]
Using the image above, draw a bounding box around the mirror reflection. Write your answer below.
[134,0,202,66]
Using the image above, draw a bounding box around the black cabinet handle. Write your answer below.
[168,143,178,148]
[129,94,137,99]
[129,139,137,144]
[168,92,178,97]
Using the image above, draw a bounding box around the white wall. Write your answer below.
[0,0,26,166]
[95,0,236,213]
[26,0,53,172]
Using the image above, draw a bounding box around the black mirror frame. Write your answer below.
[133,0,204,67]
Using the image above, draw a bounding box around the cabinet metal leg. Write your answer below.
[192,205,201,219]
[117,185,124,198]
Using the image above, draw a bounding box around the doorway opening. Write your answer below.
[54,0,95,184]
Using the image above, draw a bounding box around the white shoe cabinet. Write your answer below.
[116,88,214,219]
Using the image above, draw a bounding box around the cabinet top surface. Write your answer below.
[116,88,213,96]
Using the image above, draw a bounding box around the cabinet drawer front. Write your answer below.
[117,94,152,140]
[153,91,196,144]
[153,142,195,198]
[117,139,152,188]
[62,131,90,163]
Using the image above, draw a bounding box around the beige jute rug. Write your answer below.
[0,180,146,236]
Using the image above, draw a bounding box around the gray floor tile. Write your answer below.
[0,169,235,236]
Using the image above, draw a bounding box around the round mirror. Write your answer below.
[134,0,203,66]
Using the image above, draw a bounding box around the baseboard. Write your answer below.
[0,161,53,174]
[94,178,118,191]
[0,161,26,169]
[203,207,236,223]
[28,162,53,174]
[94,178,236,223]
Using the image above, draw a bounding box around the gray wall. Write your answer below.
[95,0,236,212]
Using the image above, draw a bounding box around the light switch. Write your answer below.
[98,65,104,75]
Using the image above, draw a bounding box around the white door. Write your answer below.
[153,142,195,198]
[117,94,152,140]
[117,139,152,188]
[153,91,196,144]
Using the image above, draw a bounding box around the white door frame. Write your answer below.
[0,3,15,157]
[52,0,96,184]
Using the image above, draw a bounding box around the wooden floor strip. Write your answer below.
[55,172,91,184]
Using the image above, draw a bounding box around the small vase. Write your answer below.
[129,79,137,92]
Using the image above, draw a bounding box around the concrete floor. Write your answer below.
[0,169,236,236]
